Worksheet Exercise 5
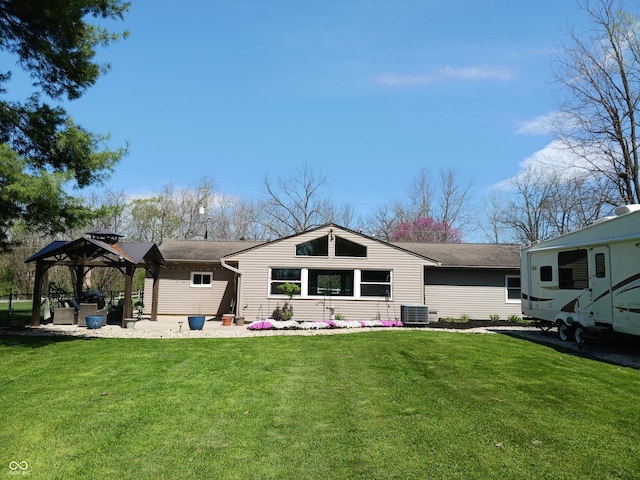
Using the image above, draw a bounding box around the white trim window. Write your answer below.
[270,268,302,295]
[191,271,213,288]
[269,267,392,301]
[360,270,392,298]
[505,275,521,303]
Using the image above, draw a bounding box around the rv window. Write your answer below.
[595,253,606,278]
[558,249,589,289]
[540,266,552,282]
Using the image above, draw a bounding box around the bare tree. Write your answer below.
[435,168,474,231]
[554,0,640,205]
[497,165,612,244]
[498,167,558,245]
[368,167,473,241]
[258,164,333,237]
[83,189,130,235]
[407,167,434,218]
[366,200,411,241]
[205,195,268,241]
[479,192,513,243]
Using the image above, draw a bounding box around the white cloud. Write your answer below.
[376,73,435,86]
[492,139,608,192]
[515,111,578,136]
[439,65,514,81]
[376,65,515,86]
[515,113,558,136]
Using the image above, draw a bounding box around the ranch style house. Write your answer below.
[144,224,521,323]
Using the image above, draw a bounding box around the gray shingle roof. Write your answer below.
[158,238,520,268]
[159,240,263,261]
[391,242,520,268]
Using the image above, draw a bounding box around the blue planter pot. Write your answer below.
[86,315,104,329]
[187,315,206,330]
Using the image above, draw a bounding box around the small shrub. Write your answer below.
[334,313,345,320]
[459,314,470,323]
[272,303,294,321]
[440,316,467,323]
[489,314,500,321]
[508,314,525,323]
[278,282,301,298]
[281,303,293,321]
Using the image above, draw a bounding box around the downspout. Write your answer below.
[221,258,241,275]
[221,258,243,317]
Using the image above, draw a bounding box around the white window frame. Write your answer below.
[505,275,521,303]
[269,268,303,297]
[268,267,393,301]
[359,269,392,299]
[190,271,213,288]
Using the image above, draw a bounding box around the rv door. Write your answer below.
[589,246,613,324]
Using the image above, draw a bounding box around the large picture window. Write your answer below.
[191,272,212,287]
[270,268,302,295]
[269,267,393,300]
[308,269,353,297]
[558,249,588,289]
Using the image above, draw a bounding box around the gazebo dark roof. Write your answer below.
[26,237,165,268]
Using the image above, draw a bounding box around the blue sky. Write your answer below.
[33,1,592,221]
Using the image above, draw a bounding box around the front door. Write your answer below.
[588,246,613,324]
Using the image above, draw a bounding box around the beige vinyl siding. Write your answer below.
[144,262,235,317]
[227,226,433,322]
[424,268,521,320]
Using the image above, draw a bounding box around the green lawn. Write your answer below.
[0,299,34,328]
[1,331,639,479]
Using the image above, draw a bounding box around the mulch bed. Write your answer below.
[425,320,533,329]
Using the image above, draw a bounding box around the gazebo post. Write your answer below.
[74,265,84,301]
[122,264,134,327]
[151,268,160,321]
[30,261,45,327]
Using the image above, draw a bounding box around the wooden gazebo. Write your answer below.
[25,230,166,327]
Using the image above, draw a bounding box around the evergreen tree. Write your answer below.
[0,0,130,251]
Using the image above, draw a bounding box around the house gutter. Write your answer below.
[221,257,243,317]
[220,257,242,275]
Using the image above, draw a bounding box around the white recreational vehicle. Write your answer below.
[521,205,640,344]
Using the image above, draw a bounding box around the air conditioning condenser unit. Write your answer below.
[401,304,430,326]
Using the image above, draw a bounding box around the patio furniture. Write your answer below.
[77,303,107,327]
[107,299,124,325]
[53,307,76,325]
